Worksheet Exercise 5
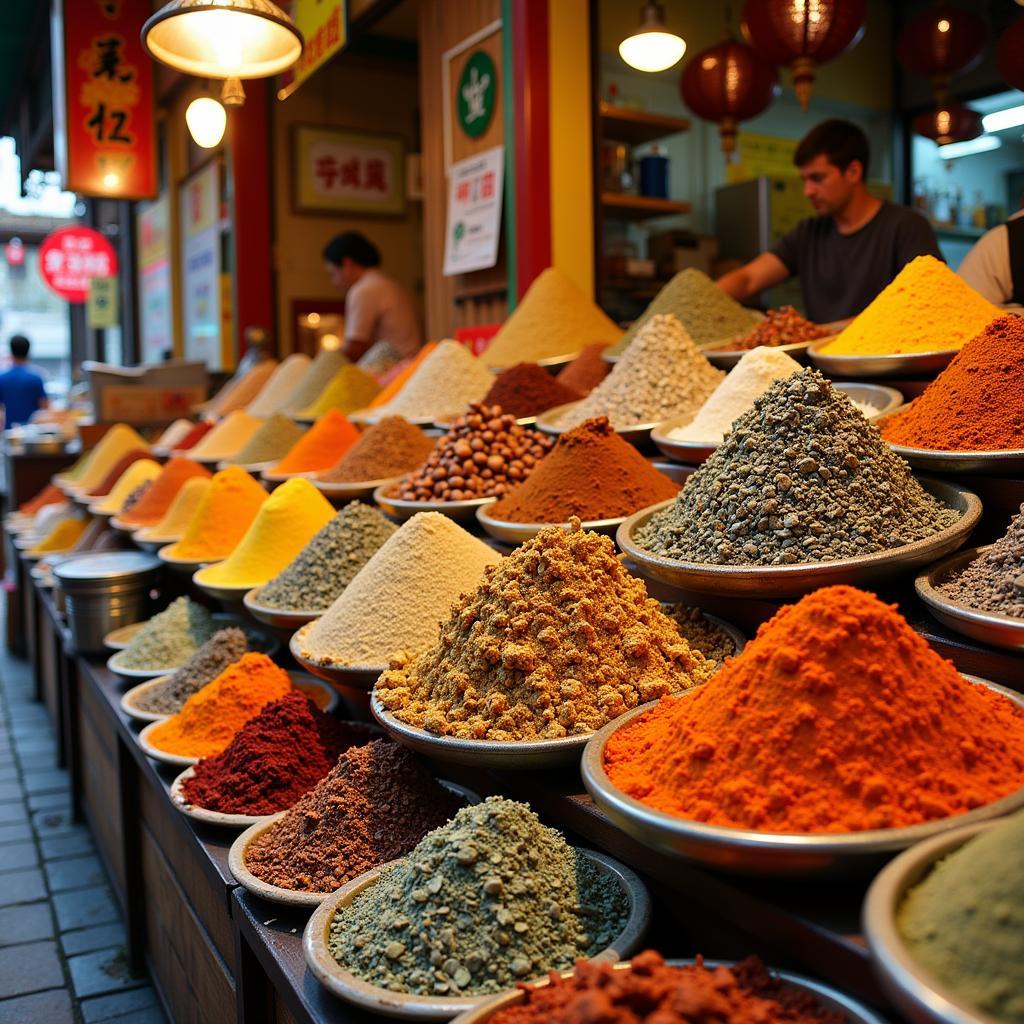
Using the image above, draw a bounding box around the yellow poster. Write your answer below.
[726,133,798,184]
[279,1,346,99]
[86,277,118,329]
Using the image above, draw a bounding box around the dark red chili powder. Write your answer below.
[556,342,611,396]
[180,691,377,815]
[481,362,581,418]
[86,449,150,497]
[174,420,214,451]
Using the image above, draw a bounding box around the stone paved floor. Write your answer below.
[0,622,166,1023]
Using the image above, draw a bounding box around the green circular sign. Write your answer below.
[457,51,496,139]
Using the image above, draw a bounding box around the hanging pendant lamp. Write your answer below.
[897,4,987,105]
[912,105,983,147]
[619,2,687,73]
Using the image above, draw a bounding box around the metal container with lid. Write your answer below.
[53,551,163,654]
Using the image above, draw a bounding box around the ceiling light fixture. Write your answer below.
[937,136,1002,159]
[619,2,686,73]
[186,97,228,148]
[981,103,1024,133]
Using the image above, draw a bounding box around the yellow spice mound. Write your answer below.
[92,460,162,514]
[74,424,149,493]
[822,255,1003,356]
[135,477,211,542]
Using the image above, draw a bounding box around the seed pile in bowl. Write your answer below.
[117,597,217,671]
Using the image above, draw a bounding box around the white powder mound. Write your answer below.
[280,349,349,414]
[298,511,500,667]
[670,347,803,444]
[246,353,313,417]
[559,314,724,430]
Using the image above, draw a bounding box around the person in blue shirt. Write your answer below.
[0,335,49,427]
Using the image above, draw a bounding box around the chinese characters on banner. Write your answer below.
[54,0,156,199]
[443,146,504,276]
[179,163,224,371]
[38,227,118,303]
[278,0,346,99]
[137,196,176,363]
[293,126,405,215]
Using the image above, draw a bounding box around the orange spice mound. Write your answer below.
[118,457,211,527]
[168,466,267,561]
[273,410,360,474]
[147,653,293,758]
[604,585,1024,834]
[20,483,64,515]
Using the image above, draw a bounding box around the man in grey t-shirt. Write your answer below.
[716,120,942,324]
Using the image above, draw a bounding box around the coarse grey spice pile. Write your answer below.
[637,370,961,566]
[327,797,628,996]
[117,596,218,670]
[939,502,1024,618]
[258,502,397,610]
[661,604,738,668]
[133,627,249,714]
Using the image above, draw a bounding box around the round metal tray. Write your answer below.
[372,483,497,524]
[104,622,144,650]
[137,719,198,767]
[864,820,1006,1024]
[915,545,1024,651]
[581,678,1024,878]
[703,338,817,369]
[616,478,981,599]
[303,848,650,1020]
[808,338,959,378]
[243,586,326,633]
[535,400,660,449]
[229,781,480,908]
[450,959,888,1024]
[288,623,386,691]
[312,475,403,503]
[475,505,626,544]
[157,544,210,574]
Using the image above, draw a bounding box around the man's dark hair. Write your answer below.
[322,232,381,268]
[9,335,29,359]
[794,119,870,178]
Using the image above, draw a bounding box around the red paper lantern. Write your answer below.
[912,104,983,146]
[680,40,778,157]
[897,5,987,101]
[997,16,1024,92]
[741,0,866,110]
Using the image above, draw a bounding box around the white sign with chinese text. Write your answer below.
[443,145,504,276]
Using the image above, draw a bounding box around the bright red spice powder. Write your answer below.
[86,449,150,497]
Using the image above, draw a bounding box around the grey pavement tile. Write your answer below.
[100,1008,165,1024]
[0,801,27,824]
[0,939,64,998]
[68,946,143,1000]
[40,831,95,861]
[0,841,38,872]
[0,822,31,845]
[52,885,118,932]
[60,921,125,957]
[0,902,54,946]
[80,985,161,1023]
[16,754,58,772]
[31,809,82,838]
[22,771,69,796]
[0,782,23,803]
[0,767,18,783]
[27,791,69,813]
[0,986,74,1024]
[44,854,105,893]
[0,868,46,906]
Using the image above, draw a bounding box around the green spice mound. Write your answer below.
[375,520,712,741]
[118,596,218,670]
[327,797,629,996]
[231,413,305,465]
[898,810,1024,1023]
[258,502,397,611]
[636,369,960,566]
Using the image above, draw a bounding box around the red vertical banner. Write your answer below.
[53,0,157,200]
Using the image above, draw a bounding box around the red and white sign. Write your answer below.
[39,226,118,303]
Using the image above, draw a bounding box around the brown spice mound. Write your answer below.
[318,416,436,483]
[481,362,580,418]
[662,604,738,669]
[489,417,679,523]
[243,740,463,893]
[556,342,611,395]
[375,520,713,740]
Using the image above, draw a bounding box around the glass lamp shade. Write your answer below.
[186,97,227,148]
[618,3,686,72]
[897,6,987,83]
[912,105,983,147]
[142,0,303,79]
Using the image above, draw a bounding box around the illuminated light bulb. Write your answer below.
[319,333,341,351]
[186,97,227,149]
[306,312,321,326]
[619,3,686,72]
[103,172,120,189]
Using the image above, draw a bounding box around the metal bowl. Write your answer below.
[864,820,1007,1024]
[581,679,1024,879]
[808,338,959,378]
[243,586,326,633]
[313,475,404,504]
[834,382,905,419]
[107,650,174,680]
[373,483,497,524]
[476,506,626,544]
[192,565,262,605]
[451,959,888,1024]
[156,544,210,574]
[261,467,321,485]
[353,410,438,428]
[289,622,386,691]
[108,515,141,535]
[229,781,480,908]
[103,622,145,650]
[616,478,981,599]
[131,530,171,552]
[303,848,650,1020]
[703,338,818,369]
[485,351,579,374]
[217,459,276,477]
[535,401,660,449]
[915,545,1024,650]
[433,414,537,432]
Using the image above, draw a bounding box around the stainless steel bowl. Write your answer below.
[313,475,403,504]
[535,400,660,449]
[808,339,958,378]
[242,585,326,633]
[372,483,496,524]
[703,338,816,369]
[475,506,625,544]
[485,351,579,373]
[289,623,385,691]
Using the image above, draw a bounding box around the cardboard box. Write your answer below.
[99,386,206,424]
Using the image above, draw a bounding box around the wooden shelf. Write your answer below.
[599,102,690,145]
[601,193,692,220]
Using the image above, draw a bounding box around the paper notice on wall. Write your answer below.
[443,145,504,276]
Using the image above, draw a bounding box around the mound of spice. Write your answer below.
[368,343,437,408]
[608,269,760,356]
[482,268,620,368]
[556,342,611,395]
[30,516,88,555]
[188,411,263,462]
[133,627,249,715]
[489,951,845,1024]
[258,502,396,610]
[377,520,712,740]
[328,797,628,995]
[317,416,436,483]
[271,410,361,474]
[669,346,802,445]
[560,315,724,430]
[117,597,218,671]
[202,359,277,418]
[605,585,1024,833]
[74,424,149,493]
[638,370,960,565]
[171,419,214,452]
[881,315,1024,451]
[245,353,312,417]
[153,419,194,451]
[480,362,580,418]
[180,691,376,815]
[92,460,162,514]
[19,483,65,516]
[197,477,335,589]
[230,413,305,465]
[163,466,267,562]
[298,512,499,668]
[821,255,1002,356]
[243,740,462,892]
[279,348,349,415]
[147,652,293,758]
[299,363,381,418]
[939,502,1024,618]
[85,449,150,497]
[488,417,678,523]
[661,604,738,669]
[394,404,553,502]
[136,476,211,542]
[117,457,211,527]
[720,305,829,352]
[898,809,1024,1024]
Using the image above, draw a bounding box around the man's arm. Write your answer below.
[341,336,372,361]
[716,252,790,302]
